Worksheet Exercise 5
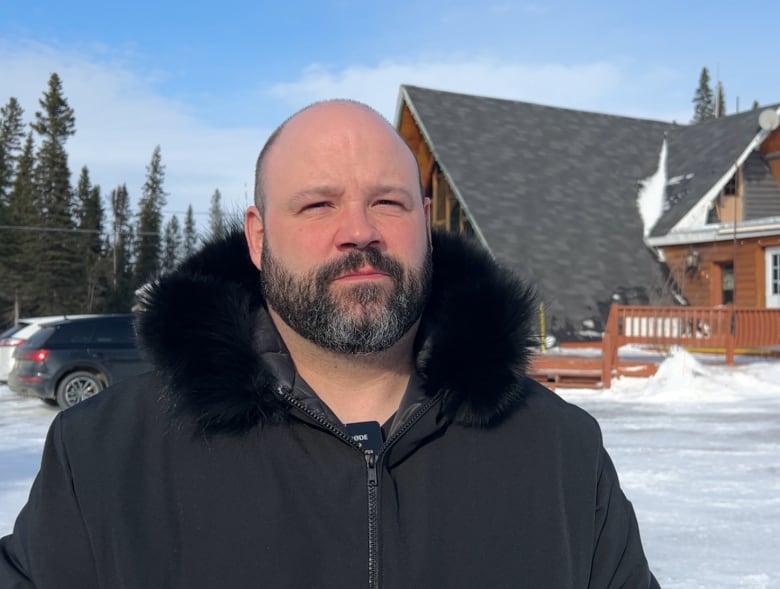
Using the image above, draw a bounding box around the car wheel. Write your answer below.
[55,371,104,409]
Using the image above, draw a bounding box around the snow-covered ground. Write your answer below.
[1,349,779,588]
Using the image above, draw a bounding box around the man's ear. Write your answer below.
[244,206,264,270]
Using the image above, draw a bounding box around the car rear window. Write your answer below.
[23,326,55,348]
[0,322,32,339]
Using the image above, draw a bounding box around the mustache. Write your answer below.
[316,248,404,283]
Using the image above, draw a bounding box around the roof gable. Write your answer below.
[400,85,674,335]
[650,107,779,237]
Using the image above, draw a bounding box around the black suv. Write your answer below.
[8,314,151,409]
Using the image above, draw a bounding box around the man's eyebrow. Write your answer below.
[289,186,343,204]
[366,185,416,200]
[289,185,416,204]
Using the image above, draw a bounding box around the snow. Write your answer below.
[2,349,780,588]
[637,138,667,237]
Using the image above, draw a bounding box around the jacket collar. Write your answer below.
[136,229,537,434]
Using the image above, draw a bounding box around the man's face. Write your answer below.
[246,102,432,353]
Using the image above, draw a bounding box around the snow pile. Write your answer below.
[575,347,780,404]
[636,139,667,237]
[641,346,713,400]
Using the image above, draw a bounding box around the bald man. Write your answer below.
[1,101,659,588]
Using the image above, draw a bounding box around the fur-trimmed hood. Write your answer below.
[136,230,537,434]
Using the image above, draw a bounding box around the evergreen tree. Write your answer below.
[209,188,225,238]
[0,99,27,317]
[0,133,36,317]
[752,100,760,110]
[75,166,108,311]
[30,73,81,314]
[109,183,135,311]
[715,81,726,118]
[692,67,715,123]
[183,204,198,258]
[134,145,167,287]
[0,97,26,206]
[162,214,183,273]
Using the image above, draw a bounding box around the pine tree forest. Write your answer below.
[691,67,760,123]
[0,74,225,328]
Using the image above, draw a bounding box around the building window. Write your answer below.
[720,262,734,305]
[723,173,738,196]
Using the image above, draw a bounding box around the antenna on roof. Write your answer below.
[758,109,779,131]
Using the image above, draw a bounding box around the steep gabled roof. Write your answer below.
[400,85,674,336]
[650,107,778,237]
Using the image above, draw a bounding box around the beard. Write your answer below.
[261,239,433,354]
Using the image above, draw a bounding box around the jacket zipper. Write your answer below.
[277,387,440,589]
[365,451,379,589]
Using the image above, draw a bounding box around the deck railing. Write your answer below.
[601,305,780,388]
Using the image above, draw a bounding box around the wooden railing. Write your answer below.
[601,305,780,388]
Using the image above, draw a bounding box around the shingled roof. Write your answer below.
[399,85,676,338]
[651,107,775,237]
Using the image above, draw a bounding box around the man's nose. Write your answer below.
[335,204,382,250]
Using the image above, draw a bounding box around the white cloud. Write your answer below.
[0,40,266,221]
[267,56,696,125]
[268,57,625,122]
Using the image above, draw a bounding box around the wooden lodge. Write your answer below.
[394,86,780,386]
[395,86,780,350]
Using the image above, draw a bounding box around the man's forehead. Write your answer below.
[264,103,418,176]
[276,101,396,149]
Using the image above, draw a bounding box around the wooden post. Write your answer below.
[726,307,736,365]
[601,305,619,389]
[601,331,612,389]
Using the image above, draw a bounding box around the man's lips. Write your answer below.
[333,268,390,282]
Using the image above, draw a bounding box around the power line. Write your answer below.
[0,224,160,236]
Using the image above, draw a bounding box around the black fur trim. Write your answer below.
[417,231,537,427]
[136,229,537,434]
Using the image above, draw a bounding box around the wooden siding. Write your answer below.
[743,151,780,219]
[398,104,436,198]
[398,102,472,235]
[660,235,780,308]
[760,127,780,185]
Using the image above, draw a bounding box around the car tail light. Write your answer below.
[0,338,23,347]
[19,349,49,363]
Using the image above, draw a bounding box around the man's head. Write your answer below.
[244,100,432,354]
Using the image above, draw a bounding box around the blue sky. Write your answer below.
[1,0,777,225]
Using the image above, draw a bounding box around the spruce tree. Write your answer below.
[183,204,198,258]
[0,99,27,316]
[715,82,726,118]
[0,133,36,317]
[109,183,135,311]
[0,97,26,206]
[209,188,225,238]
[75,166,108,310]
[134,145,167,287]
[30,73,81,314]
[692,67,715,123]
[752,100,760,110]
[162,214,183,273]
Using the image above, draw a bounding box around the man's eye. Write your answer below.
[302,202,330,211]
[375,200,403,208]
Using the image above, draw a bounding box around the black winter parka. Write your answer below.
[0,230,659,588]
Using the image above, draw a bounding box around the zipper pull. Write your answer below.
[365,451,378,487]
